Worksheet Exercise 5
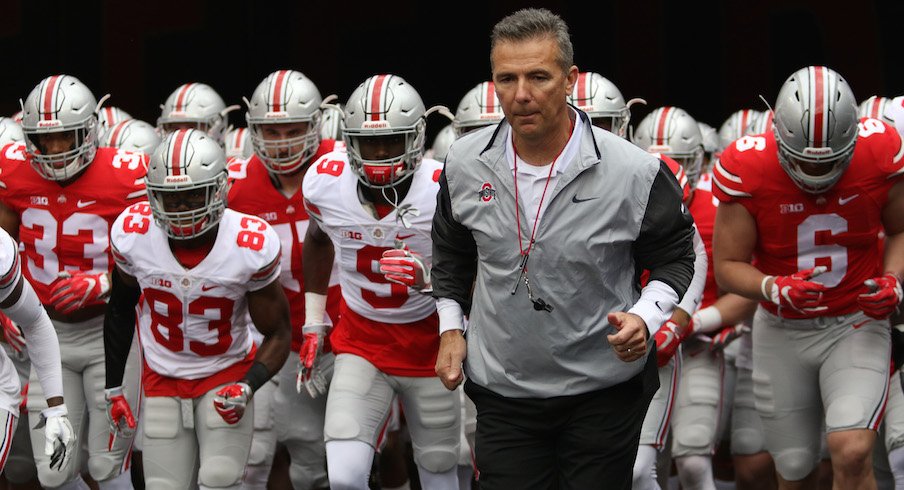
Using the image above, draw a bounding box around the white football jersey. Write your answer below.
[111,205,281,380]
[302,152,441,324]
[0,227,21,413]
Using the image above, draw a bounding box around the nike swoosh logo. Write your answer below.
[396,234,415,240]
[655,301,663,312]
[838,194,859,205]
[76,200,96,208]
[572,195,598,203]
[201,285,217,292]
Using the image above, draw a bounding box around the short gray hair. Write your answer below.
[491,8,574,73]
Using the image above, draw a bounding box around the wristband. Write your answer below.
[760,276,774,302]
[304,292,328,325]
[241,361,271,394]
[691,306,723,334]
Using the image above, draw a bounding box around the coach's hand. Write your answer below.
[436,329,466,390]
[607,312,647,363]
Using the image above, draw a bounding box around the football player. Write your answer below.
[0,74,145,490]
[302,74,460,489]
[718,109,763,152]
[0,224,76,483]
[103,129,291,489]
[713,65,904,488]
[157,83,237,143]
[228,69,342,490]
[100,119,161,156]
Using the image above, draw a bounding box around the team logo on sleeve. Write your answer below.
[478,182,496,202]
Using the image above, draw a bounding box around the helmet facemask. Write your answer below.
[345,118,425,188]
[147,173,228,240]
[24,119,98,181]
[774,128,856,194]
[248,115,322,174]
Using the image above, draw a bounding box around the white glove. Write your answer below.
[297,323,329,398]
[38,405,76,471]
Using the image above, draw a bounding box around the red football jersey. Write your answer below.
[0,144,147,307]
[690,173,720,309]
[712,119,904,318]
[227,140,341,352]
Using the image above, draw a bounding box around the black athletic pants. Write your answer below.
[464,351,659,489]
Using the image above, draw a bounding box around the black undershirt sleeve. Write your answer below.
[104,271,141,389]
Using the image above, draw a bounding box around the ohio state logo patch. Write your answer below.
[478,182,496,202]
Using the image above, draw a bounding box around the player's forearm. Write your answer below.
[4,278,64,399]
[246,328,290,390]
[714,259,771,302]
[710,293,758,326]
[884,232,904,278]
[302,235,334,294]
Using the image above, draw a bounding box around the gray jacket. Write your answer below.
[432,110,696,398]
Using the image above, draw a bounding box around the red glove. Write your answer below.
[48,271,111,314]
[296,323,329,397]
[769,266,827,313]
[709,324,750,352]
[213,383,251,425]
[858,273,903,319]
[379,249,431,291]
[0,313,25,354]
[654,320,686,367]
[104,387,135,451]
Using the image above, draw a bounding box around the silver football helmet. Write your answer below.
[748,110,774,135]
[0,117,24,148]
[633,106,705,189]
[245,70,323,174]
[320,103,345,141]
[453,81,504,137]
[100,119,161,155]
[223,126,252,159]
[343,74,429,188]
[158,83,232,142]
[697,122,719,155]
[429,124,455,162]
[858,96,894,125]
[569,72,644,138]
[718,109,763,150]
[773,66,858,194]
[146,129,228,240]
[21,75,100,181]
[98,106,132,137]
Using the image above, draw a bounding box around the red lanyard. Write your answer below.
[512,118,574,261]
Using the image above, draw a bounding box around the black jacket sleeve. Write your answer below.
[104,270,141,389]
[431,169,478,314]
[634,161,697,298]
